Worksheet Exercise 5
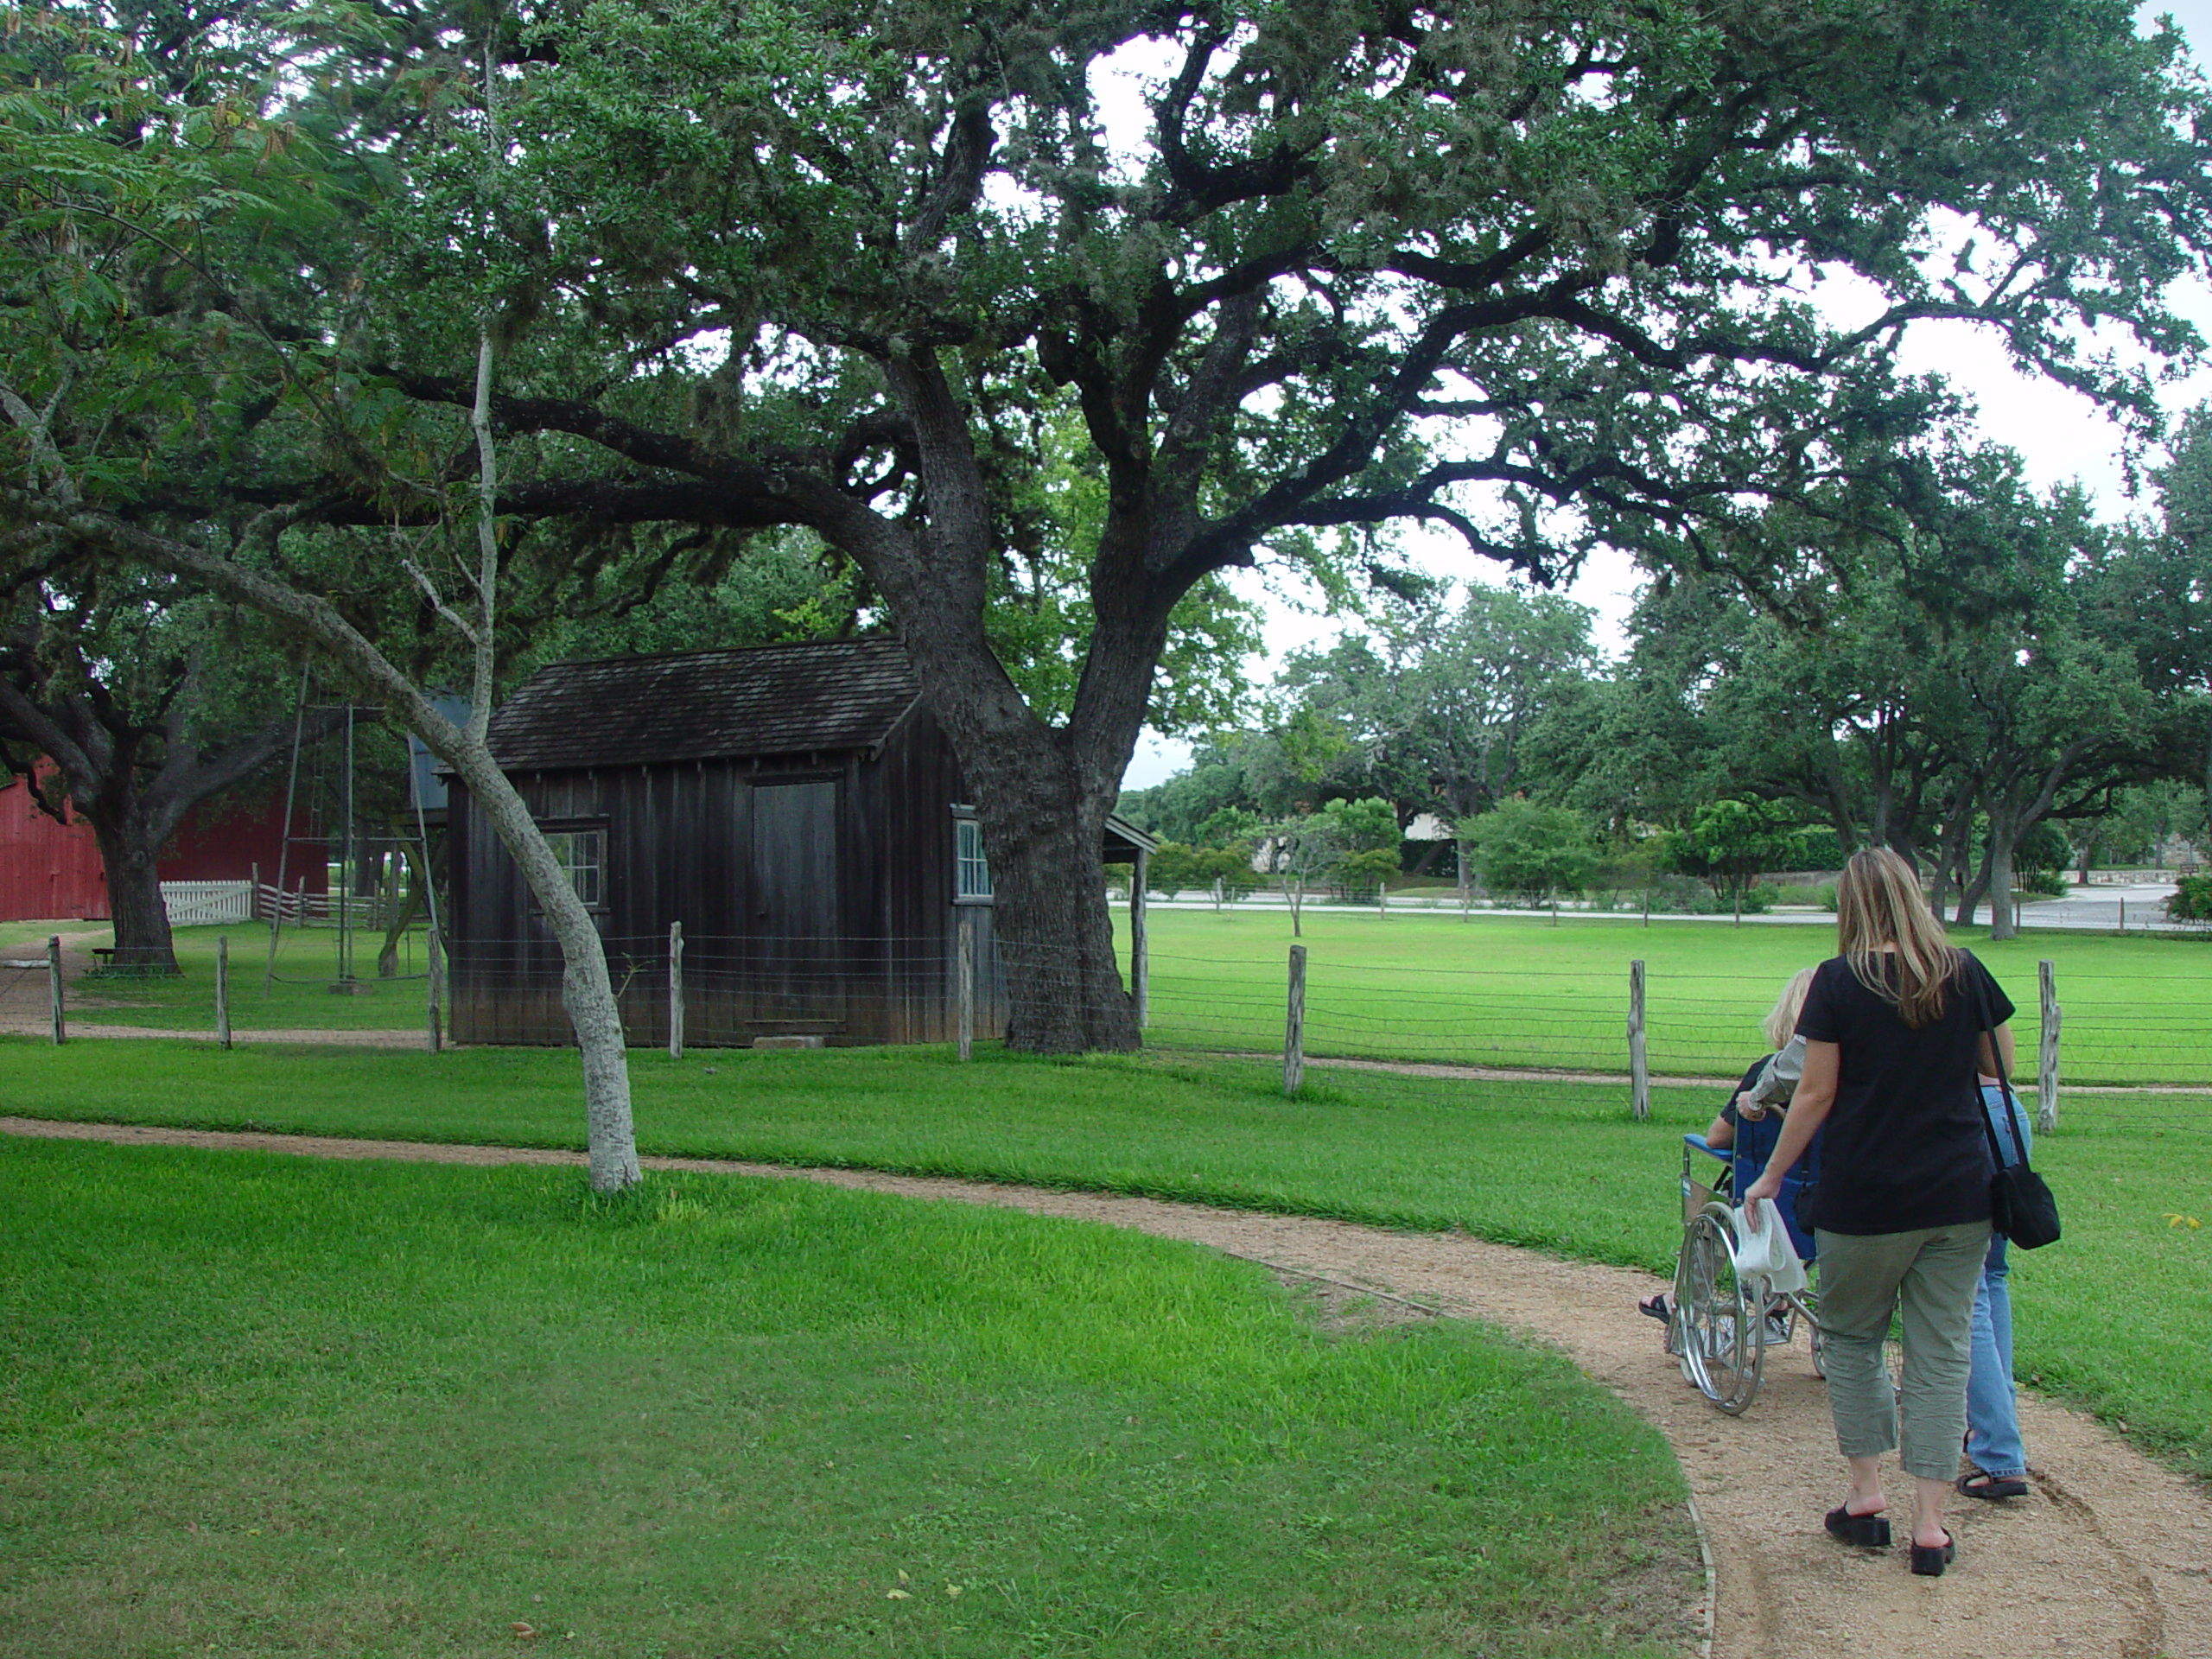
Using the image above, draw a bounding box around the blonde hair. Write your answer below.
[1764,967,1819,1050]
[1834,848,1961,1028]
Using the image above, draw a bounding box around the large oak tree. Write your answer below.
[12,0,2212,1048]
[0,569,340,970]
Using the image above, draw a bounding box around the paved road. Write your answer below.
[1129,881,2196,932]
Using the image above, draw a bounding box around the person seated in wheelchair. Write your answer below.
[1642,967,1823,1330]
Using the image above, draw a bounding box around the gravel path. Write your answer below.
[6,1116,2209,1658]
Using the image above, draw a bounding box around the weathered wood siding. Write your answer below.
[448,699,1006,1047]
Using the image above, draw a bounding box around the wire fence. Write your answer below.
[445,928,1006,1049]
[12,921,2212,1136]
[1135,944,2212,1130]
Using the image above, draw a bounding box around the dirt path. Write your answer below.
[5,1116,2209,1659]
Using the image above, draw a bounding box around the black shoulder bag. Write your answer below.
[1970,964,2062,1249]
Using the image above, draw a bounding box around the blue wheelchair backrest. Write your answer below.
[1686,1112,1821,1262]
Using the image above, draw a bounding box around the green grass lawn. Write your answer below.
[57,924,435,1033]
[31,910,2212,1084]
[6,1037,2209,1478]
[1122,906,2212,1085]
[0,1138,1694,1658]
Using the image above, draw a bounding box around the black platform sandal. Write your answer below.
[1824,1505,1891,1548]
[1957,1468,2028,1501]
[1910,1531,1956,1576]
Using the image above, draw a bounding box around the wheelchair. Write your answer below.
[1667,1109,1823,1414]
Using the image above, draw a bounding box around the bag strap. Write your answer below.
[1966,955,2033,1172]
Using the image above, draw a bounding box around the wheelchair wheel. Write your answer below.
[1674,1205,1763,1414]
[1798,1294,1904,1393]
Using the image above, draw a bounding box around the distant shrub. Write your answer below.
[1459,801,1596,904]
[1770,883,1838,911]
[2167,874,2212,922]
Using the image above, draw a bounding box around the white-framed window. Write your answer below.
[953,809,992,903]
[540,825,607,910]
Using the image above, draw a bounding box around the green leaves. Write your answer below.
[1459,798,1595,906]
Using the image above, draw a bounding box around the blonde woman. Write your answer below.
[1712,967,1819,1151]
[1742,848,2015,1579]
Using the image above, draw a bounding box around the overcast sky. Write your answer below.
[1121,1,2212,790]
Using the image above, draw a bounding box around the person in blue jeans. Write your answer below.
[1962,1073,2031,1500]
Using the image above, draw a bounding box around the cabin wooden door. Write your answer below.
[749,779,843,1028]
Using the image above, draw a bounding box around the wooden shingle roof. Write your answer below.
[486,639,920,771]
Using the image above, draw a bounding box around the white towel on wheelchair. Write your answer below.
[1731,1200,1808,1294]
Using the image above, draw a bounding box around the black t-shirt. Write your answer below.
[1795,950,2013,1236]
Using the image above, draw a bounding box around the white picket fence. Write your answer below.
[159,880,256,926]
[158,880,391,927]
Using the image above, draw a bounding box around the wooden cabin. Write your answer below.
[443,639,1154,1047]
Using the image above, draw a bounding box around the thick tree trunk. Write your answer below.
[1956,844,1993,929]
[1991,814,2025,942]
[1986,823,2019,941]
[934,708,1136,1051]
[88,810,178,972]
[376,879,423,977]
[977,779,1137,1052]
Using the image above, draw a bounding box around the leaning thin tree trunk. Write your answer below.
[456,748,642,1182]
[462,308,642,1185]
[43,533,644,1191]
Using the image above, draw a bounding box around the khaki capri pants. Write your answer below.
[1814,1222,1993,1481]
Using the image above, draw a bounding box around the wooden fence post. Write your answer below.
[2037,958,2060,1134]
[668,921,685,1059]
[1283,944,1306,1096]
[216,934,232,1050]
[957,907,976,1061]
[1131,852,1149,1029]
[48,934,64,1046]
[1627,958,1649,1122]
[425,926,442,1053]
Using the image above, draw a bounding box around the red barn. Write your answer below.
[0,771,106,922]
[0,765,326,924]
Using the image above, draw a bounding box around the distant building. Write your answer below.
[0,768,105,922]
[0,764,321,924]
[443,639,1153,1046]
